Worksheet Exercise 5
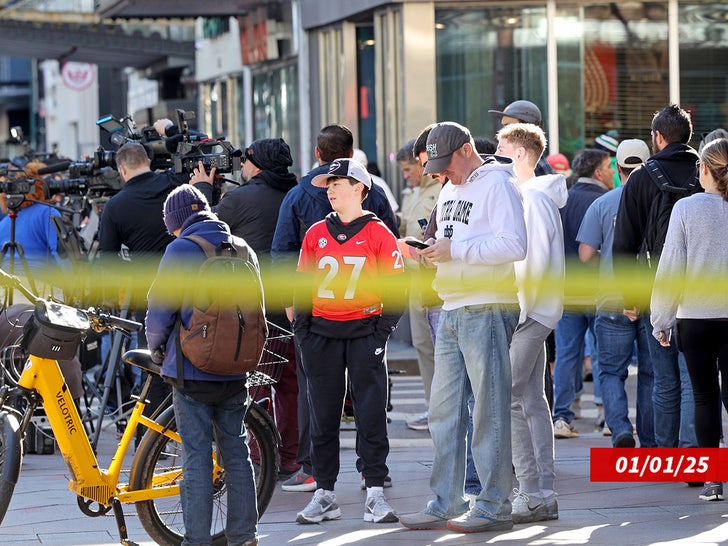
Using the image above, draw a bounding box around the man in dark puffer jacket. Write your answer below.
[193,137,300,478]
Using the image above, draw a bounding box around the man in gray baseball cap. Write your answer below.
[489,100,553,175]
[422,122,473,176]
[400,119,527,533]
[488,100,543,127]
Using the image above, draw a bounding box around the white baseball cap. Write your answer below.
[311,158,372,188]
[616,139,650,168]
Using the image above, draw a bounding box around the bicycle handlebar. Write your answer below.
[85,308,142,333]
[0,267,142,334]
[0,268,41,304]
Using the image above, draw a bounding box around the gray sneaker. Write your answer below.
[399,508,450,530]
[282,467,317,492]
[446,506,513,533]
[699,482,724,501]
[296,489,342,523]
[364,494,399,523]
[511,489,559,523]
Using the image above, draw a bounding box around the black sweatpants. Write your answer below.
[676,318,728,447]
[300,331,389,491]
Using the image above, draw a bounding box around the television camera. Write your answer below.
[97,113,173,171]
[170,109,242,176]
[0,163,34,210]
[41,147,123,200]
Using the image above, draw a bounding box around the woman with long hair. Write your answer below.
[651,137,728,502]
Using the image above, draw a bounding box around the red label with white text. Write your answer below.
[590,448,728,482]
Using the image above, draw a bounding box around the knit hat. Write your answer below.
[594,134,619,155]
[244,138,293,171]
[163,184,210,234]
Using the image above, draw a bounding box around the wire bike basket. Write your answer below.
[248,320,293,396]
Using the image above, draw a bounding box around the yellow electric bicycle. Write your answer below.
[0,268,282,545]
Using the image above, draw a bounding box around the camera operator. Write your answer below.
[0,161,64,290]
[96,141,185,441]
[0,161,84,405]
[190,138,301,478]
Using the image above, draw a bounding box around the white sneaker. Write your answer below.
[511,489,559,523]
[406,412,429,431]
[553,418,579,438]
[364,494,398,523]
[296,489,342,524]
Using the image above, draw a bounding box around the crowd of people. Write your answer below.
[1,100,727,542]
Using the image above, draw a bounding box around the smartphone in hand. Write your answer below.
[405,239,430,250]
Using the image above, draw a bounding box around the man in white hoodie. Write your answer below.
[399,122,527,533]
[496,123,567,523]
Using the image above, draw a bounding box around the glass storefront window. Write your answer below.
[252,63,301,175]
[435,7,548,140]
[357,25,377,165]
[557,3,669,158]
[678,2,728,147]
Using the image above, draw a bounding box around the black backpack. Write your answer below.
[638,159,700,270]
[175,234,268,384]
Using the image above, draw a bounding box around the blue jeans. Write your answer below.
[595,312,655,446]
[645,315,697,448]
[427,304,518,519]
[585,327,602,405]
[553,312,596,422]
[173,388,258,546]
[465,395,481,495]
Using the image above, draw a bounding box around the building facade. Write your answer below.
[296,0,727,192]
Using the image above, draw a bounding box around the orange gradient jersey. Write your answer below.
[297,217,404,321]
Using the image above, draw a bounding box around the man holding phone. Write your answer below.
[400,121,526,533]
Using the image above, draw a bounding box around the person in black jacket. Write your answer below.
[613,104,699,450]
[97,141,185,440]
[191,137,301,478]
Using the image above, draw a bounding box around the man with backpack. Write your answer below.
[146,184,261,546]
[613,104,700,450]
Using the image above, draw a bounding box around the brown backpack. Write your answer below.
[176,234,268,381]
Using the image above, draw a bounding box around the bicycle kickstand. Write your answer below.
[111,498,140,546]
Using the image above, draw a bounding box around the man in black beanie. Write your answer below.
[193,138,298,251]
[191,137,301,479]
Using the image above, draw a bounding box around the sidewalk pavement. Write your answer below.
[1,341,727,545]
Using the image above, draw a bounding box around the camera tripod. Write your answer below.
[1,205,39,305]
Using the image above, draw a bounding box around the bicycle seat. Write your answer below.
[123,349,161,376]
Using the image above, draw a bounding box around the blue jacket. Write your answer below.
[0,203,62,278]
[145,211,258,382]
[270,162,399,307]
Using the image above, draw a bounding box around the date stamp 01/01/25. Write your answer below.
[590,448,728,482]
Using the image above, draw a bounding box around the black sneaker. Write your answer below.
[614,433,636,448]
[699,482,723,501]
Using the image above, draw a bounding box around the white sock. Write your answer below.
[540,489,555,498]
[366,486,384,499]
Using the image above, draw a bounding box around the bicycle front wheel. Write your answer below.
[130,401,278,546]
[0,411,22,525]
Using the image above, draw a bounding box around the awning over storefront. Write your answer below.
[0,19,194,69]
[96,0,274,19]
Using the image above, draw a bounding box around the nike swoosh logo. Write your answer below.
[356,240,366,245]
[375,347,384,355]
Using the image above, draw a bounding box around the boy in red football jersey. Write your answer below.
[293,158,404,525]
